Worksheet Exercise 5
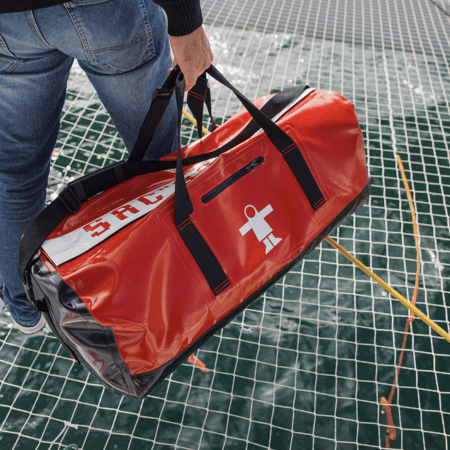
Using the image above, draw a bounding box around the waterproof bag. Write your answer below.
[19,66,370,399]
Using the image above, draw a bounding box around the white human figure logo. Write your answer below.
[239,204,282,254]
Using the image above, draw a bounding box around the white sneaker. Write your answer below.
[12,314,49,335]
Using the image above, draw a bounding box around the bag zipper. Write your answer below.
[201,156,265,204]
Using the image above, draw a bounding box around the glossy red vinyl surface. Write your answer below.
[44,90,368,376]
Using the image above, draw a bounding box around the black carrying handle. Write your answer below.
[187,72,216,138]
[127,66,181,163]
[172,70,231,294]
[205,66,325,209]
[127,67,215,161]
[171,66,326,296]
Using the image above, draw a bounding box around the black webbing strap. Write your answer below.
[187,73,216,138]
[206,65,326,210]
[176,218,230,295]
[127,68,179,163]
[204,85,310,156]
[173,73,230,294]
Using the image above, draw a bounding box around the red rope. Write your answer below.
[380,157,420,448]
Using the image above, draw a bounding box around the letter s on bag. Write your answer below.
[83,218,111,237]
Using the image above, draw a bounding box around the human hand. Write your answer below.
[169,25,213,91]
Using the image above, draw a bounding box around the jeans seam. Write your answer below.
[26,11,53,50]
[88,32,153,54]
[63,3,96,65]
[100,52,154,74]
[0,33,14,57]
[139,0,154,41]
[1,60,24,73]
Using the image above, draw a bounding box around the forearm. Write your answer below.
[153,0,203,36]
[154,0,212,91]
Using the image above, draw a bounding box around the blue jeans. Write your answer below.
[0,0,178,326]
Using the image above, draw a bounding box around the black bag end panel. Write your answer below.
[30,259,138,398]
[130,180,371,398]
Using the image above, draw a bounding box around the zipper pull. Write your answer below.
[245,156,264,173]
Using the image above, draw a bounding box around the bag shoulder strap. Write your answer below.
[18,67,317,293]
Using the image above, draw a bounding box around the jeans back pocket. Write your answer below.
[64,0,157,73]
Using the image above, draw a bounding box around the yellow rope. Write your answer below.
[181,109,450,344]
[324,236,450,343]
[182,110,210,136]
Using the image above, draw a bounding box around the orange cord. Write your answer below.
[182,110,427,445]
[380,156,421,448]
[188,353,210,373]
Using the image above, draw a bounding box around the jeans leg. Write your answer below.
[36,0,179,159]
[0,13,73,326]
[75,0,179,159]
[78,51,179,160]
[0,1,177,327]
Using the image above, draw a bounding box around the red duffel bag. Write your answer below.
[19,66,370,399]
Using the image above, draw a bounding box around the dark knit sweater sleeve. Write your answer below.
[0,0,203,37]
[153,0,203,37]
